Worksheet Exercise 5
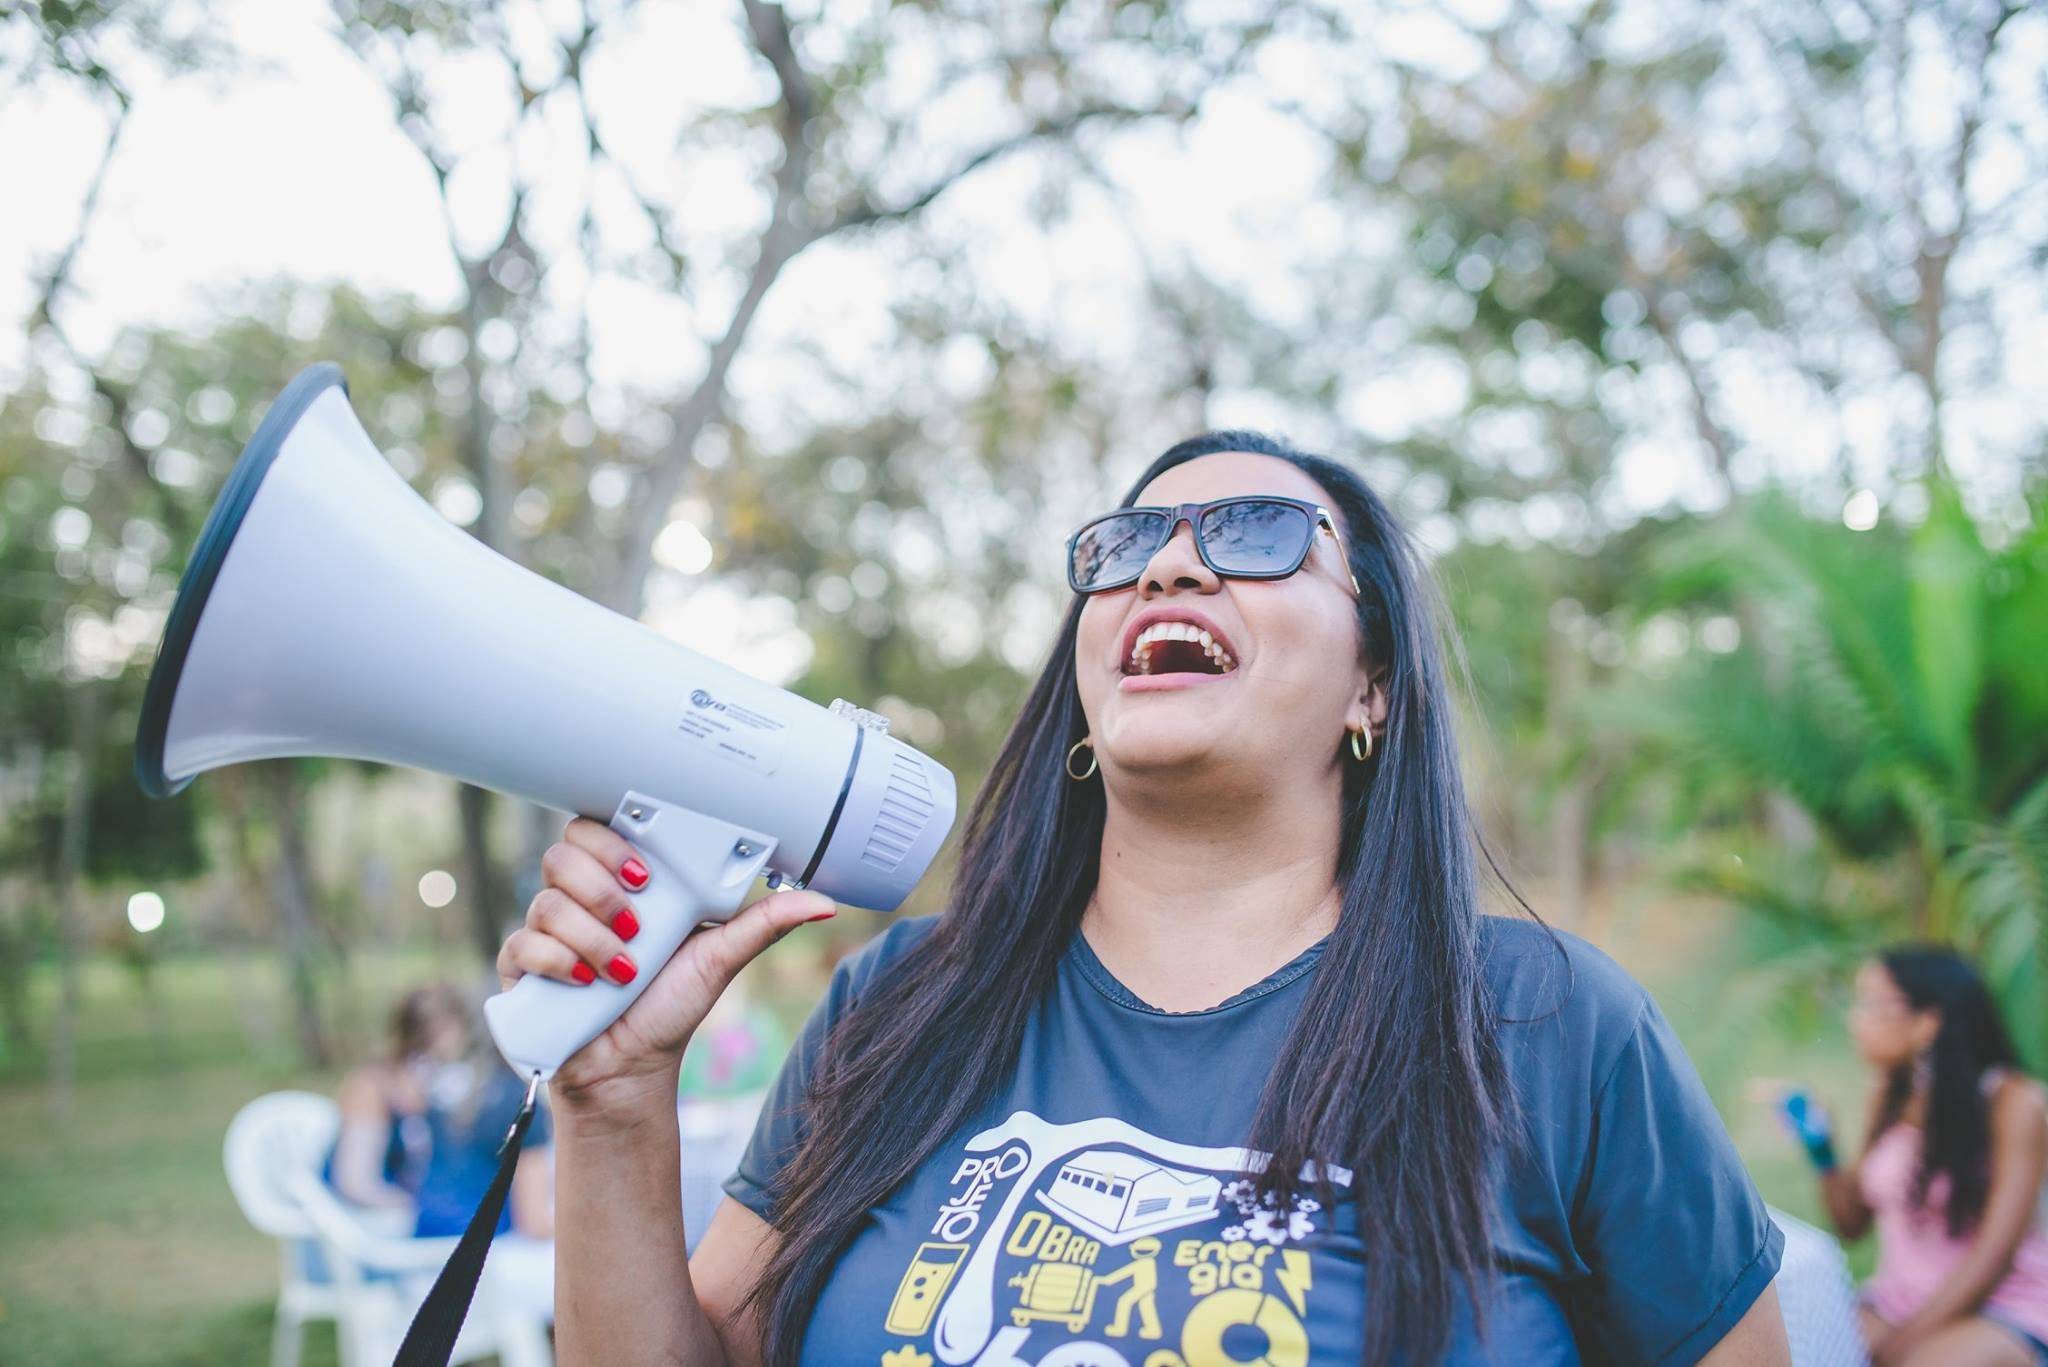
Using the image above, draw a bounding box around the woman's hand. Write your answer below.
[1773,1087,1838,1172]
[495,816,835,1112]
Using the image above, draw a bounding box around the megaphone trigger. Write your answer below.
[482,795,777,1080]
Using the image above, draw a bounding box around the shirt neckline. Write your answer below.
[1065,926,1329,1017]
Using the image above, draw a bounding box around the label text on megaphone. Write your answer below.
[677,689,784,774]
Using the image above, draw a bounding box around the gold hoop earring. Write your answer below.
[1065,738,1098,781]
[1349,728,1373,762]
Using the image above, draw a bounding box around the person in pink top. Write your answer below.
[1783,945,2048,1366]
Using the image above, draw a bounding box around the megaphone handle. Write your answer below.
[482,794,777,1080]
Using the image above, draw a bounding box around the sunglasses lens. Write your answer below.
[1070,510,1169,591]
[1197,500,1314,576]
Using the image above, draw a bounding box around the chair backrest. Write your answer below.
[1768,1206,1873,1367]
[224,1090,341,1240]
[281,1168,435,1285]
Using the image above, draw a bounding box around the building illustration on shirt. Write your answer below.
[1039,1152,1222,1241]
[878,1110,1345,1367]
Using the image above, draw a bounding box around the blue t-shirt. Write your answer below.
[723,915,1782,1366]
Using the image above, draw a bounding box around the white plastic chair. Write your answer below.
[226,1089,555,1367]
[222,1091,348,1367]
[1768,1206,1872,1367]
[283,1168,553,1367]
[679,1090,766,1253]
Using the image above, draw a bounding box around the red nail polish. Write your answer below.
[620,858,649,890]
[607,954,637,984]
[571,961,596,985]
[612,907,640,940]
[804,908,837,923]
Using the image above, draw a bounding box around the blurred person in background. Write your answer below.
[329,982,555,1240]
[1780,946,2048,1366]
[676,976,785,1104]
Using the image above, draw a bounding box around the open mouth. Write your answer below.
[1124,622,1238,677]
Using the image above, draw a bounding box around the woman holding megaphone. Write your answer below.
[498,435,1792,1365]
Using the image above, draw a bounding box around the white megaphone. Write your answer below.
[136,363,956,1079]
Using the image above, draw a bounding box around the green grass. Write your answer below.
[0,924,837,1366]
[0,950,431,1367]
[0,904,1878,1363]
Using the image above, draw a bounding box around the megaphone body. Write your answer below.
[137,364,956,1079]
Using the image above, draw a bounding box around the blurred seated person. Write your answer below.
[676,975,785,1104]
[328,982,554,1240]
[1779,945,2048,1367]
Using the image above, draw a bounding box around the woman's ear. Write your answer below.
[1348,665,1392,741]
[1910,1007,1943,1057]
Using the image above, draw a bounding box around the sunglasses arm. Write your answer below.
[1316,511,1363,597]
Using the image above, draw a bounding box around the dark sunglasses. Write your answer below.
[1066,495,1361,596]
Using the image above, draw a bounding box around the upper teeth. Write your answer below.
[1129,621,1236,673]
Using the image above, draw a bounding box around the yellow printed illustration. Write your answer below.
[1008,1262,1102,1332]
[1005,1211,1100,1266]
[887,1242,970,1336]
[882,1346,935,1367]
[1096,1237,1162,1340]
[872,1111,1351,1366]
[1180,1289,1308,1367]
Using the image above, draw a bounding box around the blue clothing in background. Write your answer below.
[411,1065,552,1238]
[725,915,1783,1366]
[320,1108,428,1199]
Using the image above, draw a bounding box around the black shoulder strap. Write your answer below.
[395,1071,542,1366]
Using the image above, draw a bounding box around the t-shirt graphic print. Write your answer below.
[878,1109,1342,1367]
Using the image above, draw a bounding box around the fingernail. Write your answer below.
[571,961,596,985]
[803,907,837,923]
[611,907,640,940]
[607,954,637,984]
[620,858,649,890]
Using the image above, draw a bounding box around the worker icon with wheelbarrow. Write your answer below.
[1007,1237,1162,1339]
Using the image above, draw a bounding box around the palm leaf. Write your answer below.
[1907,482,1988,795]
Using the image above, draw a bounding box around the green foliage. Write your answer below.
[0,284,519,937]
[1642,487,2048,1063]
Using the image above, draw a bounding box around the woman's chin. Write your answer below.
[1096,729,1228,776]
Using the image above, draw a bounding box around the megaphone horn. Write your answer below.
[137,363,956,1078]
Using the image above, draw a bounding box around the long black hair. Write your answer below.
[744,430,1510,1365]
[1870,944,2022,1236]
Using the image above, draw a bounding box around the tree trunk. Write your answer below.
[214,772,287,1057]
[519,800,559,913]
[0,877,35,1064]
[458,784,512,967]
[48,678,100,1120]
[132,955,176,1071]
[261,761,332,1068]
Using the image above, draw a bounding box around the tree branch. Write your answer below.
[610,0,820,611]
[826,100,1179,235]
[743,0,815,132]
[24,70,196,544]
[607,6,1221,613]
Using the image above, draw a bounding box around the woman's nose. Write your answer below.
[1137,518,1220,596]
